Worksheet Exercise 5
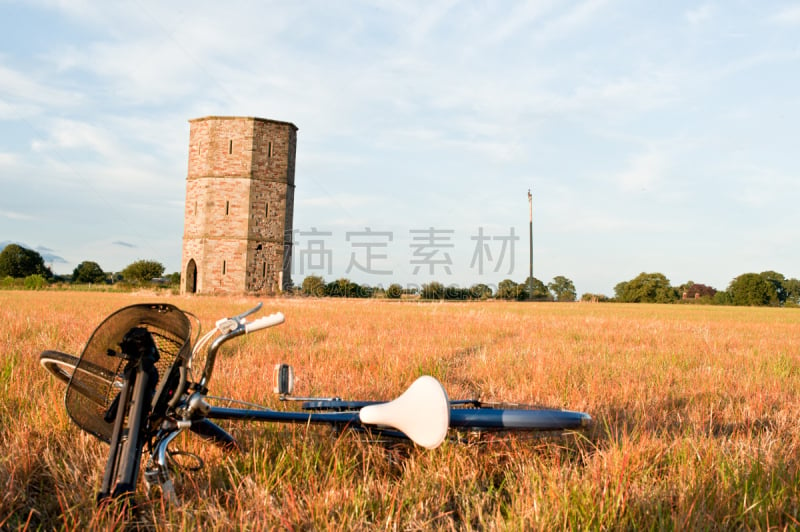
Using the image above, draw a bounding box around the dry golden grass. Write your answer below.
[2,291,800,529]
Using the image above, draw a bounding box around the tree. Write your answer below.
[325,278,360,298]
[72,261,106,284]
[785,278,800,306]
[301,275,326,297]
[759,271,787,304]
[613,281,629,301]
[728,273,779,306]
[420,281,445,300]
[522,276,551,301]
[0,244,52,279]
[444,285,469,300]
[581,293,609,302]
[121,260,165,284]
[356,284,374,298]
[469,283,493,299]
[614,272,678,303]
[548,276,577,302]
[714,291,733,305]
[24,274,48,290]
[497,279,523,300]
[386,283,404,299]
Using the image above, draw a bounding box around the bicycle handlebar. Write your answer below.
[196,304,284,391]
[245,312,285,333]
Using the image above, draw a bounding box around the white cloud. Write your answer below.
[29,0,106,23]
[466,0,613,48]
[298,194,376,209]
[49,41,201,105]
[376,125,523,162]
[531,0,611,43]
[31,118,117,156]
[0,209,36,221]
[483,1,559,45]
[686,5,714,25]
[705,49,800,82]
[572,71,681,113]
[769,5,800,25]
[0,152,17,166]
[730,168,796,208]
[26,116,185,195]
[0,100,40,121]
[556,212,637,233]
[0,61,83,114]
[405,0,462,45]
[616,150,666,192]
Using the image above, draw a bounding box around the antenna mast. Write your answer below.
[528,188,533,300]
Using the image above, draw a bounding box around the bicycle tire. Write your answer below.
[40,351,122,406]
[40,351,119,383]
[450,403,591,432]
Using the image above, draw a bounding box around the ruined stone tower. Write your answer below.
[181,116,296,295]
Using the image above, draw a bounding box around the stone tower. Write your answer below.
[181,116,296,295]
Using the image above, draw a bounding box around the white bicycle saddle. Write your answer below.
[358,375,450,449]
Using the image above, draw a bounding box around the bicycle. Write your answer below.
[40,302,591,506]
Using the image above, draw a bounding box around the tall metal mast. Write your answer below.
[528,188,533,300]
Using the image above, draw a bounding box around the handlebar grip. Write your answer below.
[244,312,285,333]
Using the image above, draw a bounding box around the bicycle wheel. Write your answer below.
[449,401,591,432]
[40,350,122,406]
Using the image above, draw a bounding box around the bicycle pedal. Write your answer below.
[273,364,294,395]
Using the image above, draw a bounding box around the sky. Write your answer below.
[1,0,799,296]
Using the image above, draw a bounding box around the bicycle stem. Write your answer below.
[195,303,281,393]
[197,326,246,391]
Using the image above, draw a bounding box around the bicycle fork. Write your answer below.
[97,355,157,504]
[144,428,183,505]
[142,396,238,505]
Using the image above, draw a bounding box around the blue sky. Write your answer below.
[1,1,798,296]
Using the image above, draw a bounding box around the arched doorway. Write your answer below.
[185,259,197,294]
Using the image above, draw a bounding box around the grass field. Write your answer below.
[2,291,800,529]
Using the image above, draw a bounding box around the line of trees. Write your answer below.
[4,244,800,307]
[300,271,800,307]
[300,274,578,301]
[614,271,800,307]
[0,244,177,288]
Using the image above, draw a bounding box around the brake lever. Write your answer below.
[216,302,263,333]
[232,302,263,322]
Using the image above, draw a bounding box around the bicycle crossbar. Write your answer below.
[207,406,363,426]
[207,406,590,432]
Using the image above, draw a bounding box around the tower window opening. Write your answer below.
[268,142,273,158]
[225,200,229,215]
[229,139,233,154]
[263,262,267,277]
[223,260,227,275]
[265,202,269,218]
